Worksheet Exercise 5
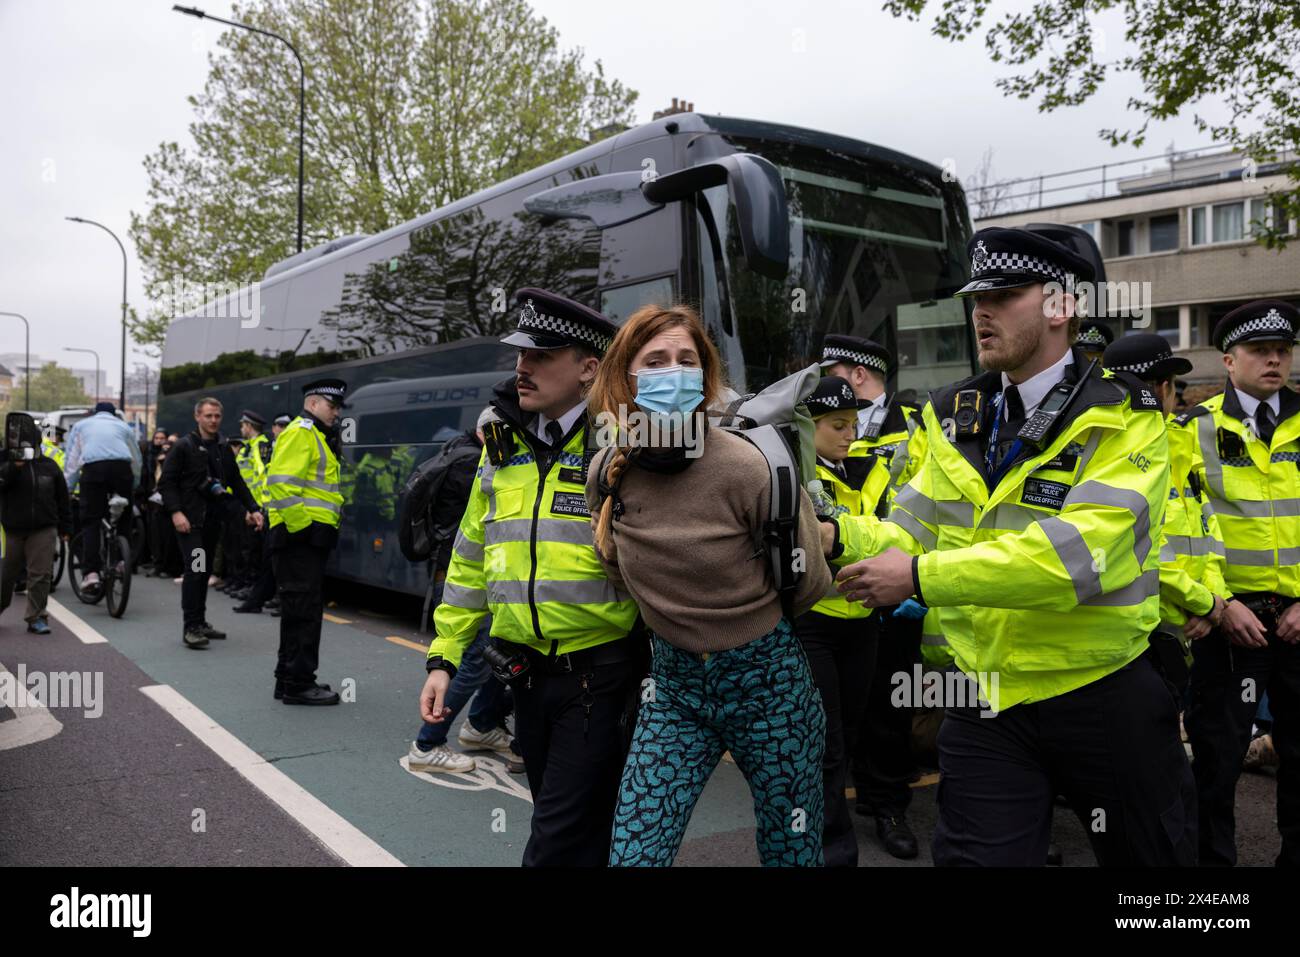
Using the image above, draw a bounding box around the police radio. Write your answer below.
[860,403,888,440]
[1017,359,1098,451]
[951,390,984,438]
[482,420,511,467]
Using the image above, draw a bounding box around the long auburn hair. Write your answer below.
[587,303,723,560]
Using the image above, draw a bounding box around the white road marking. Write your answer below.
[0,661,64,750]
[140,684,404,867]
[46,598,109,644]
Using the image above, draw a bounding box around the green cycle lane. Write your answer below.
[52,574,767,866]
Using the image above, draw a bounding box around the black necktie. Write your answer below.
[1003,385,1026,425]
[1257,403,1276,445]
[545,421,564,448]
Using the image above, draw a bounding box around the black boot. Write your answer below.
[876,815,919,860]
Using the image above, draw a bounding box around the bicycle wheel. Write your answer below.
[106,534,132,618]
[52,535,67,589]
[66,531,103,605]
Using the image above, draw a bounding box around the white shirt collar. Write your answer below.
[1001,350,1074,419]
[534,400,588,445]
[1232,387,1280,422]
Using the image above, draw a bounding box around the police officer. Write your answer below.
[266,379,347,705]
[419,289,642,867]
[42,427,66,471]
[819,334,927,858]
[1076,320,1115,365]
[232,411,270,599]
[1180,299,1300,866]
[1103,334,1228,679]
[237,414,289,616]
[829,226,1195,866]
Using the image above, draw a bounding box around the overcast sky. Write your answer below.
[0,0,1231,387]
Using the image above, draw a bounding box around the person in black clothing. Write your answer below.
[158,397,262,649]
[134,429,168,569]
[0,421,72,634]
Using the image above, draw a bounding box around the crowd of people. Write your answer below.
[3,223,1295,869]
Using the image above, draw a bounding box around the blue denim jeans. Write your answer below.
[416,584,508,750]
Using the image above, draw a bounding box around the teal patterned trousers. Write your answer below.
[609,618,826,866]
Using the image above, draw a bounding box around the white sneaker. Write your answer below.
[407,742,475,773]
[82,572,101,588]
[458,723,514,754]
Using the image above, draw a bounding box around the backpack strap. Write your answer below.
[741,425,802,622]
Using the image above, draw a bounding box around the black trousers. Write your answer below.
[1185,604,1300,867]
[272,540,330,692]
[150,506,183,577]
[933,654,1197,867]
[79,460,133,574]
[853,608,922,816]
[511,644,642,867]
[798,610,877,867]
[176,521,222,631]
[246,514,277,604]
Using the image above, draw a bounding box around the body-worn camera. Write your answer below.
[952,389,984,438]
[482,641,529,684]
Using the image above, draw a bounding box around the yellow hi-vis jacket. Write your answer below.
[1180,384,1300,600]
[428,404,638,669]
[266,416,343,533]
[811,456,890,620]
[42,441,66,471]
[833,357,1169,712]
[237,433,270,508]
[848,399,927,512]
[1157,413,1228,639]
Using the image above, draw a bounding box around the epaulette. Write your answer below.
[1172,405,1212,427]
[1108,369,1164,412]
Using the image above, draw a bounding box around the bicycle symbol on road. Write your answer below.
[399,754,532,803]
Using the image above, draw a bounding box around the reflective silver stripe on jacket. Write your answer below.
[487,578,627,605]
[1198,414,1223,497]
[484,518,593,549]
[266,473,339,493]
[1081,569,1160,607]
[452,529,484,563]
[266,495,341,514]
[441,581,487,610]
[1038,516,1104,603]
[1064,480,1153,567]
[893,485,976,528]
[885,509,938,551]
[1224,546,1300,567]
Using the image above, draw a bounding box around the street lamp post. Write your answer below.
[0,311,31,409]
[65,217,128,411]
[174,5,306,253]
[64,347,102,406]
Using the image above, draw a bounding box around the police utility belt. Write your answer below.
[488,634,642,682]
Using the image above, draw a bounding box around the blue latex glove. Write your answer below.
[892,598,928,620]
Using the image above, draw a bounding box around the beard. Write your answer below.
[978,319,1042,374]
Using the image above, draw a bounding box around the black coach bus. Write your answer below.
[159,113,976,595]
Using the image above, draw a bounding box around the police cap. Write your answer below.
[804,375,858,418]
[501,288,617,355]
[1212,299,1300,352]
[1076,321,1115,351]
[302,378,347,405]
[818,334,893,377]
[239,409,266,428]
[1102,333,1192,382]
[955,226,1096,298]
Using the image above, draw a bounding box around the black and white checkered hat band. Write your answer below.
[308,386,345,398]
[519,308,612,352]
[822,346,887,374]
[1223,309,1296,348]
[973,252,1067,286]
[1077,329,1108,347]
[1109,356,1170,375]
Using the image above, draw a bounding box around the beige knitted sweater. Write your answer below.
[584,428,832,652]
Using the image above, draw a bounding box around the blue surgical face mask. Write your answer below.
[634,365,705,417]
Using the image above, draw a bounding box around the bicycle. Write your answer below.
[67,494,133,617]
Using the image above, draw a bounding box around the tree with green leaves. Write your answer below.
[131,0,637,351]
[885,0,1300,247]
[23,363,92,413]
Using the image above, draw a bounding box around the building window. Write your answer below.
[1149,213,1179,252]
[1213,202,1244,242]
[1074,221,1098,239]
[1154,307,1180,346]
[1116,220,1135,257]
[1188,199,1287,245]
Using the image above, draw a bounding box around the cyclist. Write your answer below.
[63,402,141,596]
